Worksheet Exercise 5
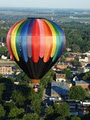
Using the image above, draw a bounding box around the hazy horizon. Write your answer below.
[0,7,90,10]
[0,0,90,9]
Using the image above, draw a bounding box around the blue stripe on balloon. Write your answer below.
[20,20,30,62]
[27,19,36,58]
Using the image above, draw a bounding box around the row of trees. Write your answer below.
[61,22,90,53]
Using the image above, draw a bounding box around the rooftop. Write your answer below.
[75,80,90,85]
[51,81,69,96]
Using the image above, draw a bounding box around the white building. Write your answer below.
[83,51,90,57]
[56,73,66,82]
[78,66,90,73]
[79,57,88,62]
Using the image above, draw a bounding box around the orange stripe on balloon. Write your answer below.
[43,20,53,62]
[32,20,40,63]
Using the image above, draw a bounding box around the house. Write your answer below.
[69,52,83,57]
[80,62,88,67]
[56,64,68,70]
[83,51,90,57]
[69,67,78,74]
[78,66,90,73]
[67,100,81,116]
[51,81,69,98]
[79,57,88,62]
[73,76,79,81]
[0,65,13,75]
[67,100,90,116]
[80,100,90,106]
[88,57,90,62]
[0,42,5,47]
[66,48,71,52]
[80,100,90,114]
[1,55,7,60]
[56,73,66,82]
[67,82,72,88]
[14,81,19,85]
[75,80,90,89]
[66,56,75,62]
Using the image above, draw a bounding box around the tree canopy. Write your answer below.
[69,86,86,100]
[0,104,6,119]
[71,116,81,120]
[54,102,70,117]
[23,113,39,120]
[62,68,72,79]
[8,107,24,119]
[82,71,90,81]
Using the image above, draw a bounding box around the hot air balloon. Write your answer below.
[7,18,66,85]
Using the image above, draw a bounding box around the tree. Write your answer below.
[0,83,5,101]
[0,46,7,55]
[60,56,66,63]
[62,69,71,79]
[71,60,81,67]
[29,92,42,115]
[12,84,30,107]
[55,116,66,120]
[71,116,81,120]
[31,98,42,115]
[16,73,30,84]
[45,106,54,120]
[40,117,44,120]
[12,90,26,107]
[71,44,80,52]
[53,102,70,118]
[1,77,14,101]
[14,64,20,70]
[41,69,55,87]
[4,101,16,115]
[69,86,86,100]
[82,113,90,120]
[0,104,6,119]
[45,106,54,116]
[0,74,3,79]
[82,71,90,81]
[8,107,24,119]
[23,113,39,120]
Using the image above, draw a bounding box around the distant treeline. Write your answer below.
[61,22,90,52]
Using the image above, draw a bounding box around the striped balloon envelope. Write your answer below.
[7,18,66,80]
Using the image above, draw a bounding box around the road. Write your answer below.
[0,60,15,66]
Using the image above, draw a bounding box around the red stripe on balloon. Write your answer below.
[32,20,40,63]
[37,19,45,58]
[43,20,53,62]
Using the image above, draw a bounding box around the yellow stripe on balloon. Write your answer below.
[43,19,57,57]
[10,20,25,61]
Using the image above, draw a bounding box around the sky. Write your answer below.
[0,0,90,9]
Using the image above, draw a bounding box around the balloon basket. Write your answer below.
[31,79,40,93]
[31,79,40,84]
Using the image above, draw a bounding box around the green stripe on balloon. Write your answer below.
[52,23,62,61]
[15,20,27,58]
